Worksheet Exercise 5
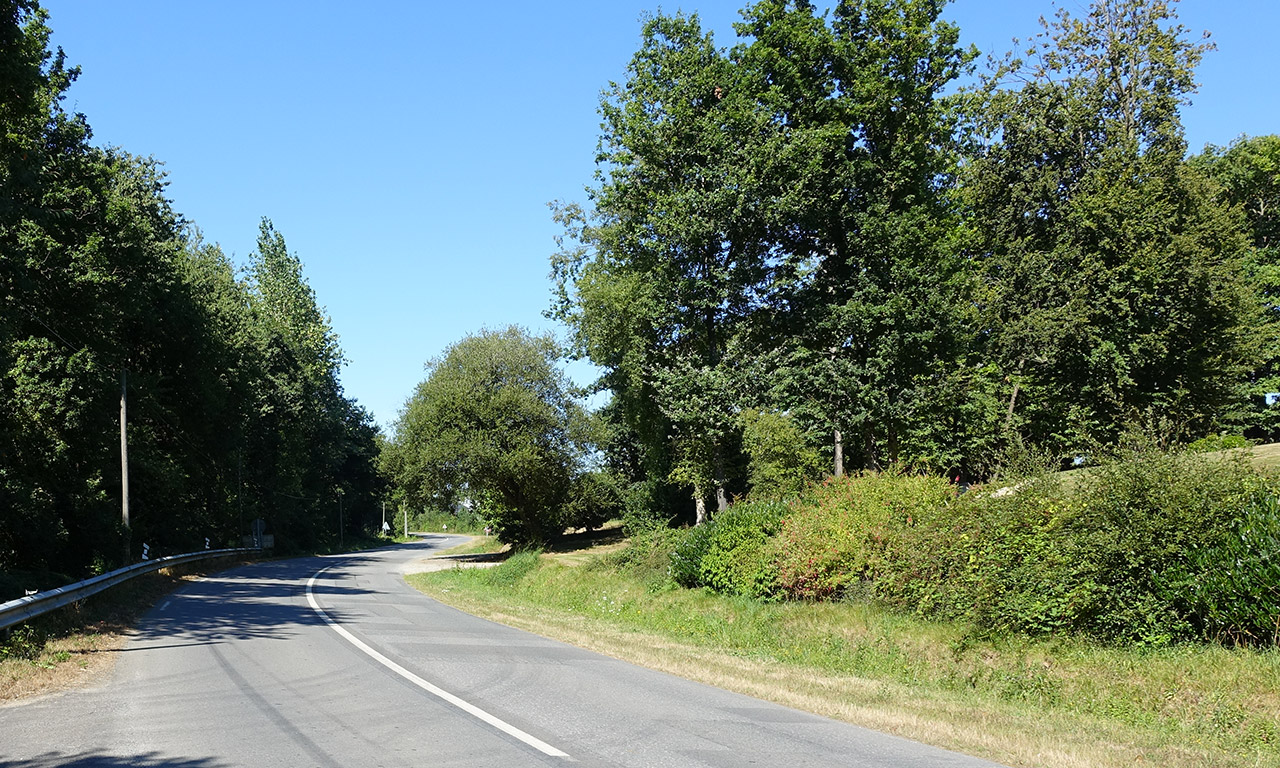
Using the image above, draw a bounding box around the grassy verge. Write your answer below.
[406,539,1280,768]
[1,556,252,703]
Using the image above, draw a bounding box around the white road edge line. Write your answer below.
[305,566,571,760]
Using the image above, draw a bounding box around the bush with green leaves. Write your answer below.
[756,449,1280,646]
[1187,434,1253,453]
[562,469,625,532]
[1183,493,1280,645]
[739,410,822,500]
[770,471,958,601]
[876,450,1279,645]
[1057,450,1270,644]
[668,499,787,598]
[669,521,717,590]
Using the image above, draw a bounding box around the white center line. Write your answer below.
[305,566,571,760]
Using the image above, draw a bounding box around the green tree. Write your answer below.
[0,2,382,579]
[739,408,822,499]
[388,327,591,547]
[552,12,774,523]
[243,218,379,549]
[966,0,1257,458]
[553,1,987,517]
[1192,135,1280,439]
[735,0,982,475]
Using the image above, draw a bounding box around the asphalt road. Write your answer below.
[0,536,1007,767]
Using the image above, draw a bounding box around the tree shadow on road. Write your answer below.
[0,751,230,768]
[130,555,382,644]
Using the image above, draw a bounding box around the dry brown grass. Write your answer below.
[0,629,125,703]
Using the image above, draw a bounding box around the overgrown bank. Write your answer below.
[673,449,1280,648]
[411,546,1279,768]
[410,449,1280,768]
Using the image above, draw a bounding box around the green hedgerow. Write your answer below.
[770,471,958,601]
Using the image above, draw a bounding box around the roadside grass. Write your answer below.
[1,557,252,702]
[407,537,1280,768]
[431,534,503,557]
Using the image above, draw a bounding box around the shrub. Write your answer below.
[1187,433,1252,453]
[770,471,957,601]
[669,522,717,589]
[562,470,625,532]
[1059,449,1269,644]
[619,479,671,536]
[680,499,787,598]
[911,449,1279,645]
[603,525,684,592]
[740,409,822,500]
[1185,493,1280,645]
[869,476,1069,628]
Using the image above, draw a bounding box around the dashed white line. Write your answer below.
[305,566,571,760]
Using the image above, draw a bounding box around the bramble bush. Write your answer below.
[1183,492,1280,646]
[630,447,1280,646]
[769,471,957,601]
[1046,449,1270,644]
[875,449,1279,645]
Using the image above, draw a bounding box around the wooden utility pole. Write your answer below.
[337,489,344,549]
[237,450,243,541]
[120,369,130,562]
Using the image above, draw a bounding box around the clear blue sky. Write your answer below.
[41,0,1279,431]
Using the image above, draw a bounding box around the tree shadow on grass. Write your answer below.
[545,525,626,553]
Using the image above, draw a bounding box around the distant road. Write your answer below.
[0,537,1005,767]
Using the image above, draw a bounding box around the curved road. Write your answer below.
[1,537,1006,767]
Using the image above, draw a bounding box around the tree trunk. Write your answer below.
[694,495,708,526]
[713,444,729,513]
[833,428,844,477]
[863,424,878,471]
[1005,357,1027,431]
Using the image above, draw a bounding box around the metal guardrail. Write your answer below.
[0,547,258,632]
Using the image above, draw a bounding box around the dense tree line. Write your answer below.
[0,0,380,581]
[550,0,1277,525]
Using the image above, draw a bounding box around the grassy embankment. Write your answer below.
[411,512,1279,768]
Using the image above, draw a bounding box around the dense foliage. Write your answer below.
[0,1,380,585]
[552,0,1273,525]
[668,451,1280,646]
